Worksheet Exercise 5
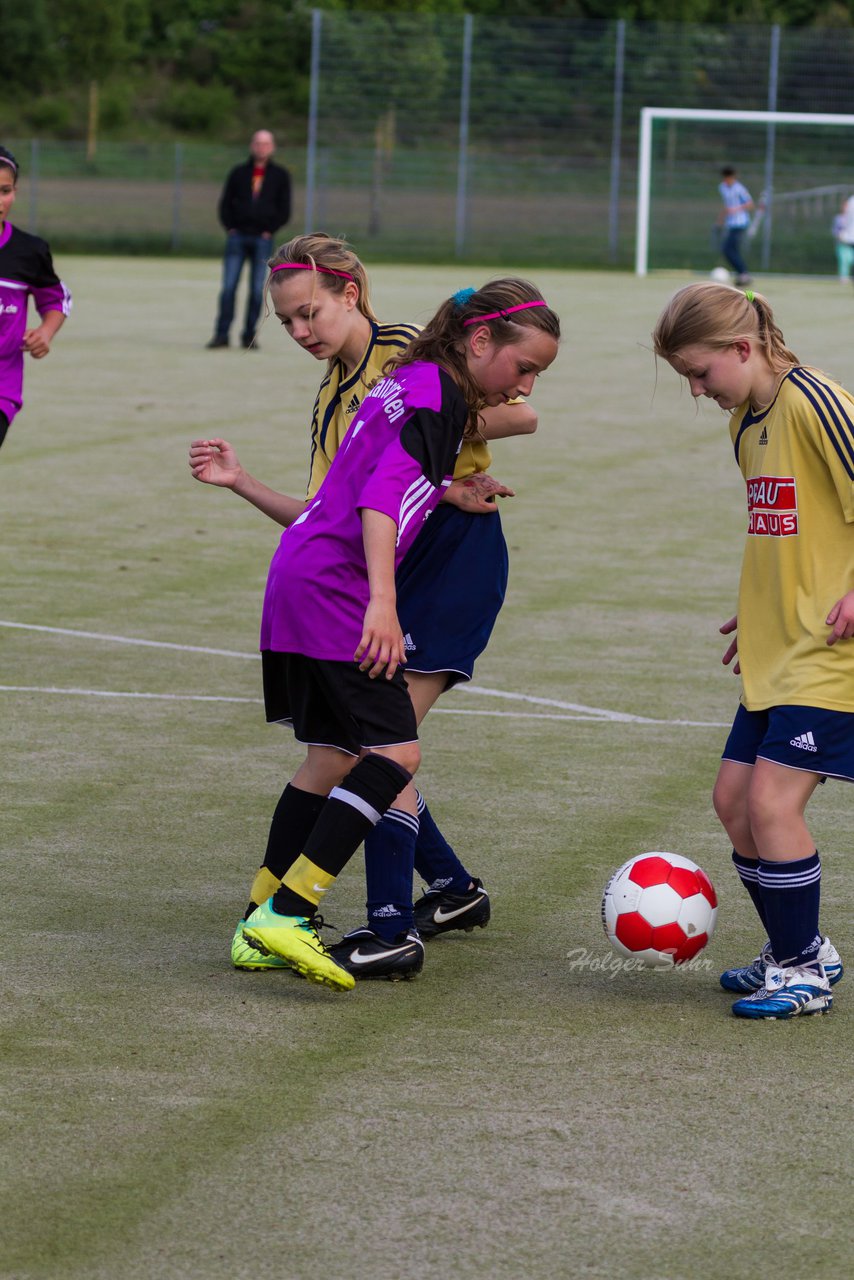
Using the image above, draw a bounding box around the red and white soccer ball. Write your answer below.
[601,852,718,967]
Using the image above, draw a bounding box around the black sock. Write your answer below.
[243,784,328,918]
[272,754,411,917]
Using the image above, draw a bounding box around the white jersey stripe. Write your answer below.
[398,475,434,524]
[398,485,438,542]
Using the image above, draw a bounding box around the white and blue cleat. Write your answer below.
[731,963,833,1020]
[720,936,843,993]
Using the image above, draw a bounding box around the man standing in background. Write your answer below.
[206,130,291,350]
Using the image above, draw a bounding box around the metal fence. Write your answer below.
[12,14,854,272]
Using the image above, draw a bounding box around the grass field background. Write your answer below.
[2,260,852,1280]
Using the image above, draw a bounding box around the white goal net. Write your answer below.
[635,107,854,277]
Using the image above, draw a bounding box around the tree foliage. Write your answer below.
[1,0,854,139]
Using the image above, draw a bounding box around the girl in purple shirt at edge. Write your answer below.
[237,278,560,990]
[0,145,71,450]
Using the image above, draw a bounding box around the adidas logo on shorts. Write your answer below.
[790,731,817,752]
[403,632,416,652]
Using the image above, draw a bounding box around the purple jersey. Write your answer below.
[0,223,71,424]
[260,361,467,660]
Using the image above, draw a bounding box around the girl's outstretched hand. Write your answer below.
[355,600,406,680]
[443,473,515,514]
[720,614,740,675]
[826,591,854,644]
[188,437,243,488]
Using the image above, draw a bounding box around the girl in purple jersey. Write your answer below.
[191,236,543,980]
[236,278,560,990]
[0,146,71,451]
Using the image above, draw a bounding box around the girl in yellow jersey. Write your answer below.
[654,282,854,1020]
[190,235,543,979]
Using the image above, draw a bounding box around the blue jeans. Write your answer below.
[213,232,271,344]
[721,226,748,277]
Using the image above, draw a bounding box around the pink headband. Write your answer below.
[463,300,548,326]
[269,262,354,281]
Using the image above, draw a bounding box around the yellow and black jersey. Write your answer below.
[729,367,854,712]
[306,321,420,499]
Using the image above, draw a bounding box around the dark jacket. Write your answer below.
[218,157,292,236]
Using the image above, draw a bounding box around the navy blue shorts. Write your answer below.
[395,503,509,687]
[722,703,854,783]
[262,651,418,756]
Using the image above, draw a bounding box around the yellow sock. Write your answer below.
[249,866,283,908]
[283,855,336,908]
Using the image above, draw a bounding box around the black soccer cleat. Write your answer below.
[328,927,424,981]
[413,878,491,939]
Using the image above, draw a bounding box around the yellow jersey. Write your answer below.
[729,367,854,712]
[306,321,420,499]
[455,435,493,480]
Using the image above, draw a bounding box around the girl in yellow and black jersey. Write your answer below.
[654,281,854,1022]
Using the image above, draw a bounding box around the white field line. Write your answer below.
[0,619,258,660]
[0,687,728,725]
[0,685,262,704]
[0,620,730,728]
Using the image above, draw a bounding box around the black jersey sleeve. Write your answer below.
[398,371,468,487]
[0,227,62,290]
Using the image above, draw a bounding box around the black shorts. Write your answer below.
[0,411,9,449]
[262,651,418,757]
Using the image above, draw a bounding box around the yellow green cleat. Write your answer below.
[231,918,290,971]
[242,899,355,992]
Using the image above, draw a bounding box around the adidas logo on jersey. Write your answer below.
[790,731,817,752]
[345,394,361,415]
[403,632,416,652]
[758,425,768,446]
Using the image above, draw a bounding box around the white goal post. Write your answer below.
[635,107,854,275]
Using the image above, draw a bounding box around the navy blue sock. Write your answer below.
[413,791,472,893]
[757,852,822,968]
[731,850,768,930]
[364,807,418,940]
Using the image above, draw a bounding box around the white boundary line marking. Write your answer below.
[0,620,730,728]
[0,685,728,725]
[0,619,258,659]
[468,683,660,724]
[441,705,728,728]
[0,685,263,704]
